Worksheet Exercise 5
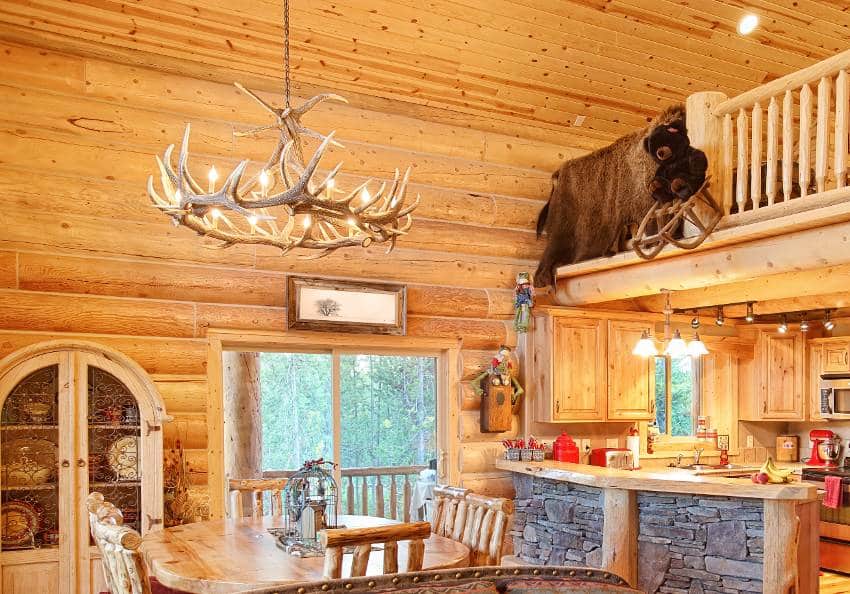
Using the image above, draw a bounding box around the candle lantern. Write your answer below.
[278,459,340,557]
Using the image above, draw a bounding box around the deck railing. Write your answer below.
[264,464,428,522]
[708,48,850,218]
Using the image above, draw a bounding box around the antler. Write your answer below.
[146,84,418,256]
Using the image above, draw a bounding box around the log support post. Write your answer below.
[763,499,801,593]
[601,487,637,586]
[686,91,730,226]
[222,351,263,517]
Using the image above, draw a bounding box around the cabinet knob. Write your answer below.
[77,458,86,468]
[61,460,70,468]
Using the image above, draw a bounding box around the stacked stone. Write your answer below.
[637,493,765,594]
[511,475,604,567]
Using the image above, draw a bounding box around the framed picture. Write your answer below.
[286,276,407,335]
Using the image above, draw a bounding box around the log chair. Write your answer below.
[318,521,432,579]
[228,478,288,519]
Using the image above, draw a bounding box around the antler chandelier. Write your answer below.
[147,0,418,257]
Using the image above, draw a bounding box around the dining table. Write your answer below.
[141,514,471,593]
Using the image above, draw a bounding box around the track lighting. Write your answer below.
[691,314,700,329]
[715,306,725,327]
[825,310,835,331]
[800,313,810,333]
[778,314,788,334]
[745,302,755,323]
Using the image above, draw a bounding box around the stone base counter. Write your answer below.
[498,460,819,594]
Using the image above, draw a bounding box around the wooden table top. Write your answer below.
[141,515,470,594]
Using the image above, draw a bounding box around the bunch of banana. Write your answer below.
[751,457,793,484]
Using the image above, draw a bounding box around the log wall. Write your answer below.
[0,38,567,504]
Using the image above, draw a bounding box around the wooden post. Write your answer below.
[601,488,637,586]
[763,499,800,593]
[686,91,729,224]
[222,351,263,517]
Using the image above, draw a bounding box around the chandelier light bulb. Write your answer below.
[778,315,788,334]
[303,214,312,229]
[738,13,759,35]
[248,215,258,227]
[745,302,755,323]
[207,165,219,193]
[633,330,659,357]
[210,208,222,219]
[665,329,688,358]
[825,310,835,331]
[347,217,357,227]
[259,169,270,188]
[687,332,709,357]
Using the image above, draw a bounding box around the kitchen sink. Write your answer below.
[676,464,745,471]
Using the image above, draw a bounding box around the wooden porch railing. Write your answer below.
[706,48,850,217]
[263,465,428,522]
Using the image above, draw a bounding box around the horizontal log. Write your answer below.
[459,473,515,499]
[0,331,207,375]
[164,414,208,450]
[461,350,498,381]
[407,316,508,351]
[320,521,431,548]
[460,382,480,411]
[459,442,504,474]
[555,219,850,305]
[177,448,210,486]
[195,303,287,335]
[0,252,15,289]
[153,375,208,414]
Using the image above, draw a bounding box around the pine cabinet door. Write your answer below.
[607,321,655,421]
[809,345,825,421]
[759,332,804,420]
[551,317,606,421]
[823,343,850,374]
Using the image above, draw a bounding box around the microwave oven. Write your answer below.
[821,376,850,419]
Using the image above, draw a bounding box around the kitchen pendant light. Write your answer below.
[664,329,688,358]
[633,330,659,357]
[146,0,418,257]
[687,332,709,357]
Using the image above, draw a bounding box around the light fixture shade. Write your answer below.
[665,330,688,358]
[633,331,659,357]
[687,332,709,357]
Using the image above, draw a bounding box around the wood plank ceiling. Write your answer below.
[0,0,845,154]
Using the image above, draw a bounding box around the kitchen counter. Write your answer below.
[499,458,819,593]
[495,458,817,500]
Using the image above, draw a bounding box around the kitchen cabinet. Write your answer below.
[0,344,166,594]
[809,344,825,421]
[823,342,850,374]
[607,320,655,420]
[753,331,805,420]
[534,315,606,422]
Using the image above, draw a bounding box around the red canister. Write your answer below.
[553,432,580,463]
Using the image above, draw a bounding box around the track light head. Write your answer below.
[715,306,725,327]
[825,309,835,331]
[745,302,755,323]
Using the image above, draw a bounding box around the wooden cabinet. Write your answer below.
[809,344,825,421]
[534,315,606,422]
[753,331,805,420]
[0,343,166,594]
[607,320,655,421]
[823,342,850,373]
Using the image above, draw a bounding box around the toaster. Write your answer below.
[589,447,634,470]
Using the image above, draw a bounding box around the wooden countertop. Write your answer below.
[496,459,818,501]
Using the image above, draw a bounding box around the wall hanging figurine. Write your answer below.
[472,346,524,432]
[513,272,535,333]
[534,105,687,287]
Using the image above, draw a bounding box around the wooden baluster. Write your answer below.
[361,476,369,516]
[253,491,264,519]
[816,76,832,194]
[351,544,372,577]
[402,476,411,522]
[766,97,779,206]
[389,475,398,520]
[836,70,849,189]
[722,113,733,214]
[782,90,794,203]
[750,102,762,209]
[230,490,243,519]
[383,541,399,574]
[375,476,385,518]
[406,539,425,572]
[346,476,355,514]
[800,83,813,197]
[736,108,749,213]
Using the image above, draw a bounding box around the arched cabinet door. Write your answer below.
[0,342,166,594]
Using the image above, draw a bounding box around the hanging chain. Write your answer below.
[283,0,292,109]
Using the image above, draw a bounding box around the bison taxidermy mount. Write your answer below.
[534,105,692,288]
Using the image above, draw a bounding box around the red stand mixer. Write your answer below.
[807,429,842,467]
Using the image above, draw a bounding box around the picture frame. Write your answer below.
[286,276,407,335]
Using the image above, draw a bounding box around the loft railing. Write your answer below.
[706,48,850,218]
[264,464,428,522]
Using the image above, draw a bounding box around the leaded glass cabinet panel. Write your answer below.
[0,343,166,594]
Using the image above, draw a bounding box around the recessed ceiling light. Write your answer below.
[738,13,759,35]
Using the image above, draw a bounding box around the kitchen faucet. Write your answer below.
[675,453,684,467]
[693,448,704,465]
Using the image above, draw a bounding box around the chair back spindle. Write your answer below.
[319,521,432,579]
[228,478,288,519]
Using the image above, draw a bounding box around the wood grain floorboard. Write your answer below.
[821,571,850,593]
